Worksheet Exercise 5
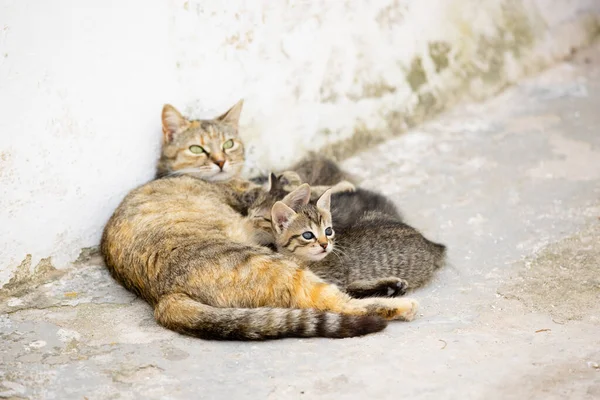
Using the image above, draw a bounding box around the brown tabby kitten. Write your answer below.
[101,102,419,340]
[289,152,351,186]
[252,179,446,294]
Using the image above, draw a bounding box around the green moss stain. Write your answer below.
[315,0,597,161]
[319,121,394,161]
[376,0,407,28]
[346,80,397,101]
[583,14,600,39]
[429,41,452,73]
[409,91,440,126]
[362,80,397,98]
[406,57,427,92]
[500,1,535,58]
[455,1,537,85]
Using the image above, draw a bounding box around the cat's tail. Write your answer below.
[154,293,387,340]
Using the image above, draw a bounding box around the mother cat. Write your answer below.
[101,101,418,340]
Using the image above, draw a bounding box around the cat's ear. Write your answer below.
[281,183,311,210]
[271,201,296,234]
[162,104,190,143]
[316,189,332,212]
[265,173,277,192]
[216,99,244,127]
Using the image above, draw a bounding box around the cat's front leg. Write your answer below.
[309,181,355,200]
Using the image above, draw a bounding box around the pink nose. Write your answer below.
[319,242,328,250]
[214,159,225,170]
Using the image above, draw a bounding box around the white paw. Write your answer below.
[332,180,355,193]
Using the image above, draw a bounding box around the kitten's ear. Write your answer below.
[281,183,311,210]
[265,173,277,192]
[162,104,190,143]
[216,99,244,127]
[271,201,296,234]
[316,189,332,212]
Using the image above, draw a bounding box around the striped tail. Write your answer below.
[155,293,387,340]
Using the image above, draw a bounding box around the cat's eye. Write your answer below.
[302,231,314,240]
[189,145,206,154]
[325,227,333,236]
[223,139,234,150]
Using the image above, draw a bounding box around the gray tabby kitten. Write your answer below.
[249,176,446,295]
[257,153,402,229]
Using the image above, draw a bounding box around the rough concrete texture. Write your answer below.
[2,44,600,400]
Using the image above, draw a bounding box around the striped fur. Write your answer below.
[100,103,419,341]
[101,176,418,340]
[253,172,447,294]
[156,102,246,181]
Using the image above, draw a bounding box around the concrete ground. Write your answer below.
[2,43,600,399]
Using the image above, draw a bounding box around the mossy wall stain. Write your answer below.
[406,57,428,92]
[327,0,560,160]
[320,122,395,161]
[348,80,397,101]
[376,0,407,28]
[451,0,536,88]
[429,41,452,73]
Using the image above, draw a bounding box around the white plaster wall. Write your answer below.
[0,0,599,286]
[0,0,175,284]
[173,0,600,172]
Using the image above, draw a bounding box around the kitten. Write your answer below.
[256,154,403,229]
[274,167,402,230]
[289,152,351,186]
[252,182,446,295]
[101,102,419,340]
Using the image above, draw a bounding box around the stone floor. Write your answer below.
[2,44,600,400]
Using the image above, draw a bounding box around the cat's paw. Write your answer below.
[385,278,409,297]
[368,277,408,297]
[365,298,419,321]
[331,180,355,194]
[396,298,418,321]
[276,171,303,191]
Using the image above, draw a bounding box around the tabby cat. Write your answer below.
[156,101,246,181]
[249,175,446,294]
[101,102,419,340]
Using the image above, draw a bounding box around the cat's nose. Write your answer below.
[213,159,225,170]
[319,242,328,250]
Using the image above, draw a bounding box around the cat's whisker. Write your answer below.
[330,248,345,261]
[331,247,348,259]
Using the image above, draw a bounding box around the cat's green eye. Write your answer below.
[223,139,234,150]
[302,231,315,240]
[189,145,205,154]
[325,227,333,236]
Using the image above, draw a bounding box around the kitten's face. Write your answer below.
[271,187,334,262]
[246,173,308,246]
[157,101,245,181]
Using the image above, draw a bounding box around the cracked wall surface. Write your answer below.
[1,0,600,286]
